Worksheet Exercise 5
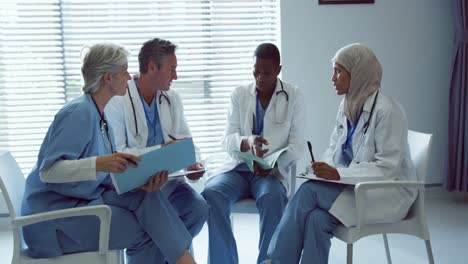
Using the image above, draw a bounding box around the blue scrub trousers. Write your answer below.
[266,181,345,264]
[166,182,209,240]
[55,189,193,264]
[202,169,288,264]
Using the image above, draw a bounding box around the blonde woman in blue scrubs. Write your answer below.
[21,43,196,264]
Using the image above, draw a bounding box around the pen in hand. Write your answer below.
[307,141,315,163]
[113,151,139,168]
[168,134,189,141]
[125,158,138,167]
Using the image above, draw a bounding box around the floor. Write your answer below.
[1,186,467,263]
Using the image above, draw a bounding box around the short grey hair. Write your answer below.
[138,38,177,74]
[81,43,129,94]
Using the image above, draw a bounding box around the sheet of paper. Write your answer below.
[230,146,288,170]
[169,169,205,178]
[230,150,271,170]
[297,172,383,186]
[263,146,288,168]
[110,138,196,194]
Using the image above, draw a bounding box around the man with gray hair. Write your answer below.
[106,38,208,261]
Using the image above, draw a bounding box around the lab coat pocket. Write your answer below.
[266,121,290,152]
[356,146,375,162]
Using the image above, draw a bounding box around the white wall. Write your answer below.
[281,0,454,183]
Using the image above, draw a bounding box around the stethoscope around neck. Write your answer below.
[127,82,171,143]
[346,91,379,159]
[275,79,288,101]
[90,95,114,153]
[252,79,289,133]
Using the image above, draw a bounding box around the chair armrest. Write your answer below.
[13,205,112,254]
[354,181,425,229]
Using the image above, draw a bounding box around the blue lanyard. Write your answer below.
[342,111,363,150]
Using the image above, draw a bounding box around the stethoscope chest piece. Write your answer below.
[135,134,143,144]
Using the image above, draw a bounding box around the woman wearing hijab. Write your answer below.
[21,43,196,264]
[264,43,418,264]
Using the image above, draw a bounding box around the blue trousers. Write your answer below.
[266,181,345,264]
[202,169,288,264]
[165,182,209,240]
[55,184,207,264]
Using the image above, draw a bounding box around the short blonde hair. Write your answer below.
[81,43,129,94]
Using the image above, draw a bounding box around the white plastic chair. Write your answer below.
[333,130,435,264]
[0,150,124,264]
[231,163,297,225]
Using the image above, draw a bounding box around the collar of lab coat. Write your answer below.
[248,79,282,117]
[127,77,148,146]
[362,90,379,114]
[126,77,174,144]
[338,89,379,143]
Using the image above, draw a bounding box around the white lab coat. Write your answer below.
[323,91,418,227]
[207,79,305,194]
[105,77,200,194]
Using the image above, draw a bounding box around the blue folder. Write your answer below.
[110,138,196,194]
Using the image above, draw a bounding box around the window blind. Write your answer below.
[0,1,66,174]
[0,0,280,174]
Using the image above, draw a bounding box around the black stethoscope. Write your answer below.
[363,91,379,134]
[127,80,171,144]
[275,79,288,101]
[345,91,379,158]
[91,95,114,153]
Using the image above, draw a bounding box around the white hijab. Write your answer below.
[332,43,382,125]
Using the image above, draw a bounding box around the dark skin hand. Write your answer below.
[240,136,271,176]
[253,161,272,177]
[253,143,272,177]
[240,136,269,153]
[311,161,340,181]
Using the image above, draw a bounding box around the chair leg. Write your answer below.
[382,234,392,264]
[230,214,234,231]
[119,250,126,264]
[347,244,353,264]
[189,244,195,259]
[425,240,435,264]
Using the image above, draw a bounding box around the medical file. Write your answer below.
[110,137,196,194]
[230,146,288,171]
[297,171,383,185]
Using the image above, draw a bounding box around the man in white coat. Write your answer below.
[202,43,305,264]
[105,38,208,261]
[265,43,418,264]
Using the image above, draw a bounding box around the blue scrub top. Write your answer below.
[255,95,267,136]
[21,94,115,257]
[141,95,165,147]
